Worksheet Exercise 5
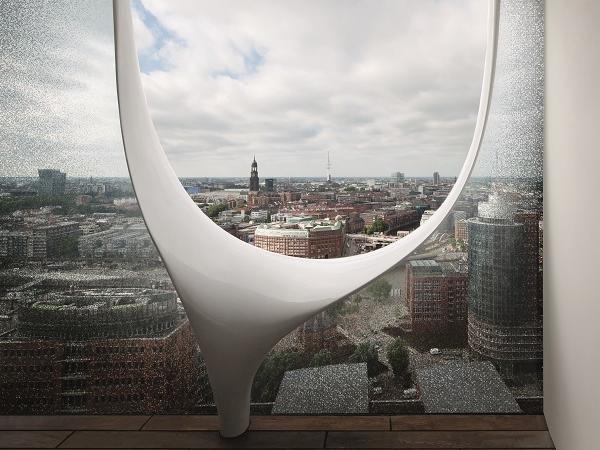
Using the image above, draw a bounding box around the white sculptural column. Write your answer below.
[112,0,499,437]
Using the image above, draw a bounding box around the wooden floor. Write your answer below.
[0,415,554,449]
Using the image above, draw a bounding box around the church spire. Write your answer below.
[249,155,259,192]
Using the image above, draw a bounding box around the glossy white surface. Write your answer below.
[112,0,499,437]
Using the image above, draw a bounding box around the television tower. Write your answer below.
[326,152,332,183]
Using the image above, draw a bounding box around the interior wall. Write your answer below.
[544,1,600,449]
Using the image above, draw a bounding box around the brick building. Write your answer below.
[0,288,199,414]
[361,209,419,233]
[254,219,344,259]
[406,260,468,334]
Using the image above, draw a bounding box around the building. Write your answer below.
[467,193,542,378]
[296,310,353,358]
[420,209,435,227]
[514,211,543,319]
[254,219,344,259]
[78,224,158,260]
[0,231,30,262]
[249,156,259,192]
[455,219,469,242]
[249,210,269,222]
[280,191,301,203]
[0,288,199,414]
[416,361,521,413]
[406,260,468,334]
[361,208,419,233]
[31,222,80,260]
[38,169,66,197]
[345,233,404,255]
[391,172,405,185]
[264,178,275,192]
[272,363,368,415]
[433,171,440,186]
[344,213,365,234]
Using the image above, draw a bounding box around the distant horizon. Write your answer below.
[1,173,541,182]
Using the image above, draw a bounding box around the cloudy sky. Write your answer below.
[1,0,488,178]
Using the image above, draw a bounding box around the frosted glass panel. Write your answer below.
[0,0,542,415]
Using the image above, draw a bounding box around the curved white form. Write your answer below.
[113,0,499,437]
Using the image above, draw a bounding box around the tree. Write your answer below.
[366,217,388,235]
[367,277,392,302]
[349,341,380,377]
[387,338,410,380]
[310,349,333,367]
[205,203,227,218]
[252,350,302,402]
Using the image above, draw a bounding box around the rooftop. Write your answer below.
[273,363,369,415]
[255,219,343,237]
[416,360,522,414]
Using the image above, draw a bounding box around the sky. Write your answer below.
[1,0,490,178]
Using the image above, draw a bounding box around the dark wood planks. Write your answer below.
[251,416,390,431]
[143,415,220,431]
[0,415,150,431]
[59,430,326,449]
[0,415,555,449]
[143,415,390,431]
[391,414,547,431]
[325,430,554,449]
[0,431,72,449]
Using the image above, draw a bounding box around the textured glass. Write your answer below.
[0,0,543,416]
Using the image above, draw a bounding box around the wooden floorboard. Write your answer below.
[0,416,555,449]
[143,415,391,431]
[0,430,72,449]
[325,430,554,449]
[58,430,326,449]
[0,415,150,431]
[143,415,220,431]
[391,415,547,431]
[250,416,390,431]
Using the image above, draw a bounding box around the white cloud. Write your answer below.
[136,0,488,178]
[0,0,488,178]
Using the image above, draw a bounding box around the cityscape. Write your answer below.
[0,158,543,415]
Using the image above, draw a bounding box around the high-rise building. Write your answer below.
[0,288,199,414]
[326,152,332,183]
[265,178,275,192]
[390,172,405,185]
[38,169,66,197]
[467,193,542,378]
[249,156,259,192]
[433,171,440,186]
[514,211,542,319]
